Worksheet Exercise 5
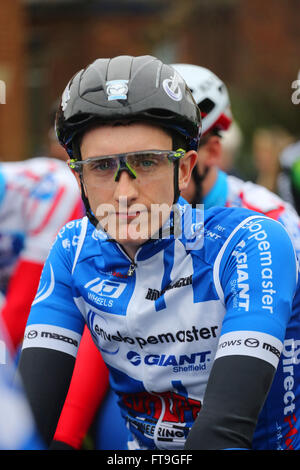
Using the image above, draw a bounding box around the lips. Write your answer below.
[116,211,144,220]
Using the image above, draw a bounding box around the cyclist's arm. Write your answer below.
[17,233,85,446]
[185,216,298,450]
[52,326,109,450]
[0,323,44,450]
[18,347,75,447]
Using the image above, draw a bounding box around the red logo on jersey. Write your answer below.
[122,390,201,424]
[284,413,298,450]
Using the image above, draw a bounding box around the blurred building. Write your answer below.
[0,1,27,161]
[0,0,300,163]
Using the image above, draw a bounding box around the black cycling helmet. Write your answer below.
[55,55,201,227]
[56,55,201,158]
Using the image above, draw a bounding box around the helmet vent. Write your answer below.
[198,98,215,115]
[81,86,104,97]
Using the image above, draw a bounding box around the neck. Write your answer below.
[203,168,228,209]
[202,166,218,197]
[119,242,140,261]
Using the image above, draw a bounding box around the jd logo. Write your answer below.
[85,278,127,298]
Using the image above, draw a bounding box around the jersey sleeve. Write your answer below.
[185,214,298,450]
[214,214,298,365]
[18,224,87,445]
[22,224,85,357]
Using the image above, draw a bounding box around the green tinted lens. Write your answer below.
[82,157,118,186]
[89,157,118,172]
[127,152,171,172]
[291,159,300,191]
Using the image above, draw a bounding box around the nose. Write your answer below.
[113,169,139,204]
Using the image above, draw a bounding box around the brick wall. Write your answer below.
[235,0,300,93]
[1,1,299,160]
[177,0,300,94]
[0,0,27,161]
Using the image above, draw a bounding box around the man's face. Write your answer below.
[79,122,196,256]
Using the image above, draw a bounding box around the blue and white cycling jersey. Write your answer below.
[22,198,299,450]
[0,157,82,294]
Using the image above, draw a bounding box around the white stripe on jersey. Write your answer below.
[22,324,81,357]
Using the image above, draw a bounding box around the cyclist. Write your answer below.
[53,63,300,451]
[0,157,83,353]
[18,55,298,450]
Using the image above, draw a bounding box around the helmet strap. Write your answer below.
[79,177,99,228]
[190,165,205,206]
[72,140,99,228]
[173,159,180,204]
[171,132,188,204]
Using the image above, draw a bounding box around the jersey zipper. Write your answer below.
[127,262,137,277]
[115,243,139,277]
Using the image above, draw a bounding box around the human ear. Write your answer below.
[204,135,222,167]
[178,151,198,191]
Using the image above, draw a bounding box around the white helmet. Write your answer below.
[171,63,232,136]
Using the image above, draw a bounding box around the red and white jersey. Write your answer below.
[226,174,300,258]
[0,157,83,292]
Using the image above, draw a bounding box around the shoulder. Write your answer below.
[208,206,298,288]
[55,216,87,243]
[203,205,266,246]
[204,204,295,249]
[193,205,296,270]
[53,216,108,265]
[178,198,279,258]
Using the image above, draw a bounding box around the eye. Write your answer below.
[131,155,160,169]
[90,159,115,171]
[140,158,156,167]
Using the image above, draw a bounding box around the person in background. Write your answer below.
[47,100,70,162]
[219,121,243,176]
[171,64,300,265]
[0,157,83,352]
[277,140,300,215]
[252,126,295,193]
